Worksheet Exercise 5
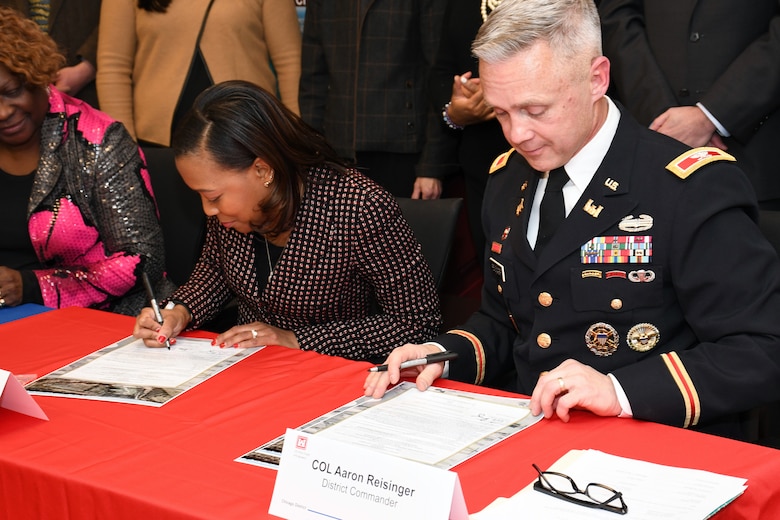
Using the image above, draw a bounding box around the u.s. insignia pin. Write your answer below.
[585,322,619,357]
[627,323,660,352]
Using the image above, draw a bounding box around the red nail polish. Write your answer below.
[211,339,217,346]
[158,335,167,343]
[170,338,177,345]
[220,342,226,348]
[232,344,239,348]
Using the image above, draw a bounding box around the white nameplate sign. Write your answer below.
[0,369,48,420]
[269,428,468,520]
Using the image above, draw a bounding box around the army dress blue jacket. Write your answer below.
[437,104,780,435]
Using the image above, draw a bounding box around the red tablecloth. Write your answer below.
[1,308,780,519]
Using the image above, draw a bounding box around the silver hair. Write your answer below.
[473,0,602,64]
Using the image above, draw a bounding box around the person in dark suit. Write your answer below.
[599,0,780,208]
[419,0,509,265]
[299,0,446,199]
[133,81,442,362]
[364,0,780,440]
[0,0,102,108]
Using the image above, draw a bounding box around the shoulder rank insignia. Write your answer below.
[666,147,736,179]
[489,149,515,174]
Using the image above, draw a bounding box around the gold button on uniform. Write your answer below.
[610,298,623,310]
[497,285,503,294]
[538,292,553,307]
[537,333,552,348]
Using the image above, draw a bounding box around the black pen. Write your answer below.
[141,272,170,349]
[368,351,458,372]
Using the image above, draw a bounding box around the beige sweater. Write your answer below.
[97,0,301,146]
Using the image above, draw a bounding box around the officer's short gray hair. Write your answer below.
[473,0,602,65]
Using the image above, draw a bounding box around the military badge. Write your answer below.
[666,147,736,179]
[585,322,619,357]
[581,236,653,264]
[604,178,619,191]
[489,149,514,174]
[489,258,506,282]
[627,323,660,352]
[583,198,604,218]
[491,241,503,254]
[516,198,525,216]
[628,269,655,283]
[618,214,653,232]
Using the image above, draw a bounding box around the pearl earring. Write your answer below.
[264,171,274,188]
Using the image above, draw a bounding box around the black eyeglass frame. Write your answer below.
[532,463,628,515]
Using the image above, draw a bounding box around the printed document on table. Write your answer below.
[26,336,262,406]
[471,449,747,520]
[238,381,542,470]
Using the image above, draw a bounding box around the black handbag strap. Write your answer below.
[195,0,217,48]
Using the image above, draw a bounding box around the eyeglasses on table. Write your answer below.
[532,463,628,515]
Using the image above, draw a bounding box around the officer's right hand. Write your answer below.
[363,343,444,399]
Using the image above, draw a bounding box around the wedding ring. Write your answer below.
[0,298,5,307]
[557,377,566,393]
[251,329,258,339]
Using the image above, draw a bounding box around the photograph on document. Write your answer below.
[236,381,542,470]
[26,336,262,406]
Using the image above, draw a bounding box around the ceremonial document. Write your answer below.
[471,449,748,520]
[26,336,262,406]
[238,381,541,470]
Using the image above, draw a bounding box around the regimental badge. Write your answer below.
[666,146,736,179]
[618,214,653,232]
[585,322,619,357]
[491,241,503,254]
[628,269,655,283]
[516,198,525,216]
[501,227,511,240]
[521,181,528,192]
[583,199,604,218]
[627,323,660,352]
[604,178,619,191]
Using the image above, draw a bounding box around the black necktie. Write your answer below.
[535,167,569,255]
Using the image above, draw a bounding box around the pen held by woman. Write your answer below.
[368,351,458,372]
[141,272,171,349]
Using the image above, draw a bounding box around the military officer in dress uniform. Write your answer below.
[364,0,780,439]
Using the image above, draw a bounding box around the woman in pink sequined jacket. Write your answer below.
[0,8,168,315]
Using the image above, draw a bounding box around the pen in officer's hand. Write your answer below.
[368,351,458,372]
[141,272,170,350]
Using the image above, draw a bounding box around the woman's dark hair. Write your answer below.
[138,0,172,13]
[172,80,345,237]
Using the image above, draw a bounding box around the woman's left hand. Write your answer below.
[0,266,24,307]
[214,321,300,349]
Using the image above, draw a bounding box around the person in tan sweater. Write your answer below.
[97,0,301,146]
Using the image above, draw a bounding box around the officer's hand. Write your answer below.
[363,343,444,399]
[530,359,622,422]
